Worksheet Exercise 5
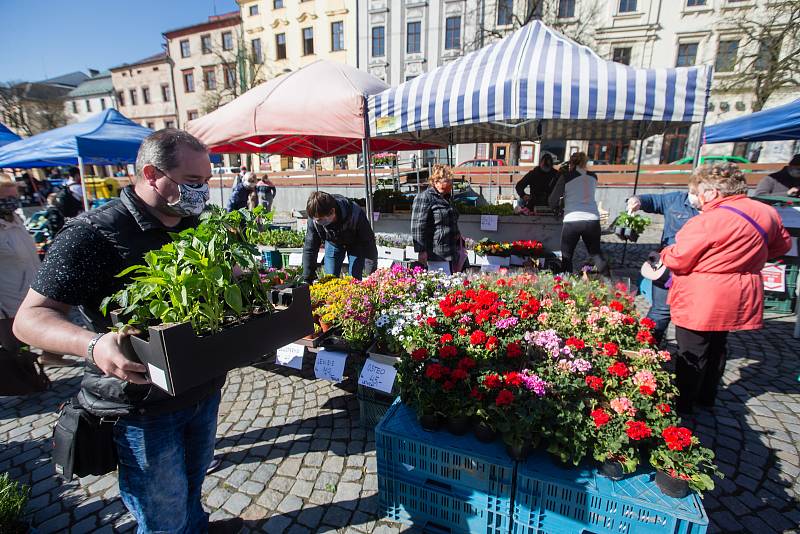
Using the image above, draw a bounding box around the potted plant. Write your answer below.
[375,233,410,262]
[0,473,29,534]
[650,426,721,497]
[612,213,651,243]
[474,239,511,266]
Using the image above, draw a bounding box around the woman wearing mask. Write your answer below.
[662,163,791,414]
[548,152,608,274]
[227,172,258,211]
[411,164,467,273]
[255,175,277,212]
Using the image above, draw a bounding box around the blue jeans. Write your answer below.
[646,283,671,344]
[323,241,373,279]
[114,391,221,534]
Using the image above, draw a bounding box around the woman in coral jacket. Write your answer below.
[661,163,791,414]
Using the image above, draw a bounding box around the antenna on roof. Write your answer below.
[212,0,217,15]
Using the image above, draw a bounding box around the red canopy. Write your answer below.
[186,60,439,157]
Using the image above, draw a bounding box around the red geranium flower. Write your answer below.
[662,426,693,451]
[640,317,656,330]
[426,317,437,326]
[457,356,476,369]
[495,389,514,407]
[411,348,428,361]
[504,372,523,387]
[470,387,484,400]
[625,421,652,440]
[585,375,603,391]
[603,342,619,357]
[639,385,655,396]
[506,342,523,359]
[636,330,655,345]
[607,362,629,378]
[438,345,458,359]
[656,403,671,415]
[557,291,570,300]
[591,408,610,428]
[451,368,468,381]
[442,380,455,391]
[485,336,499,351]
[610,300,624,312]
[440,333,454,344]
[623,316,636,326]
[566,337,586,350]
[458,328,468,336]
[483,373,502,389]
[425,363,448,380]
[470,330,487,346]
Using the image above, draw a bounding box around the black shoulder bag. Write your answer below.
[52,398,118,480]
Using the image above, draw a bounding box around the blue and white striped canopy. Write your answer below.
[368,21,713,143]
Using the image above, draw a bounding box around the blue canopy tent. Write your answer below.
[0,109,153,210]
[0,123,21,147]
[704,99,800,143]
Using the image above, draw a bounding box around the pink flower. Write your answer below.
[610,396,637,417]
[537,313,549,324]
[633,370,657,392]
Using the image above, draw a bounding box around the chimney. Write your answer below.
[88,68,100,77]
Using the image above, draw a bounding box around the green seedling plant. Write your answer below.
[614,213,651,234]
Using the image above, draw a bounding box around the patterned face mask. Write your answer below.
[166,182,210,217]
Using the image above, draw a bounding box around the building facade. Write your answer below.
[64,70,116,124]
[110,53,178,130]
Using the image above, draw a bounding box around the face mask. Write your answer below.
[166,182,209,217]
[687,193,701,210]
[315,216,335,227]
[788,168,800,178]
[0,196,20,212]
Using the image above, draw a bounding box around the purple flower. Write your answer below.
[520,370,548,397]
[571,358,592,373]
[494,316,519,330]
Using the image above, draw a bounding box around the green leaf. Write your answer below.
[149,300,169,318]
[224,285,243,314]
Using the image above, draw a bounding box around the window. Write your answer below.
[161,84,171,102]
[445,17,461,50]
[715,39,739,72]
[676,43,698,67]
[224,64,236,89]
[274,0,284,7]
[612,47,632,65]
[165,120,175,129]
[251,38,263,64]
[201,34,212,54]
[755,38,779,71]
[558,0,576,17]
[497,0,513,25]
[183,70,195,93]
[100,98,106,110]
[249,4,259,15]
[203,67,217,90]
[331,21,344,51]
[407,21,421,54]
[142,86,150,104]
[372,26,385,57]
[222,31,234,51]
[180,39,190,58]
[302,27,314,55]
[276,33,287,59]
[71,101,78,113]
[187,110,199,121]
[618,0,637,12]
[117,91,125,106]
[129,88,138,105]
[686,0,705,5]
[146,122,155,129]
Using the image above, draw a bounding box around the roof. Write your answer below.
[1,82,71,102]
[67,72,113,98]
[704,99,800,143]
[163,11,240,39]
[110,52,168,71]
[38,71,89,89]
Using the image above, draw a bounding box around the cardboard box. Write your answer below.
[125,285,314,396]
[377,246,406,261]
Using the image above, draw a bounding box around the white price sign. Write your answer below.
[276,343,305,369]
[314,350,347,382]
[427,261,451,274]
[377,258,395,269]
[358,358,397,394]
[480,214,498,232]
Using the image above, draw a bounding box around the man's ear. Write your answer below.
[141,164,160,187]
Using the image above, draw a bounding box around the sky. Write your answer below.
[0,0,239,83]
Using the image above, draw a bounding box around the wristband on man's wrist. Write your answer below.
[86,333,107,366]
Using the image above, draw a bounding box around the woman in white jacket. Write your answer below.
[548,152,608,274]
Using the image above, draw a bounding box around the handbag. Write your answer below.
[0,348,50,396]
[52,398,118,480]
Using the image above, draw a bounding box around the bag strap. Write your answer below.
[718,205,768,244]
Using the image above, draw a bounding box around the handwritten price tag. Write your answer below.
[480,214,498,231]
[314,349,347,382]
[358,358,397,394]
[276,343,305,370]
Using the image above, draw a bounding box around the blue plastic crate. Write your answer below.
[381,471,512,534]
[375,400,515,496]
[512,452,708,534]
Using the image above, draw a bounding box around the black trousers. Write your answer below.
[674,325,728,411]
[560,220,608,274]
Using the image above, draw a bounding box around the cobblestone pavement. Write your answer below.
[1,232,799,533]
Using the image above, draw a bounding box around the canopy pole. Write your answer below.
[219,171,224,206]
[621,138,646,268]
[691,108,709,170]
[78,156,90,212]
[313,158,319,191]
[361,101,375,227]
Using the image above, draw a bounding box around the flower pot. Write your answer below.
[445,415,471,436]
[623,227,640,242]
[655,469,690,498]
[505,442,531,461]
[473,421,498,443]
[614,226,626,239]
[600,460,625,480]
[419,413,442,432]
[320,321,333,333]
